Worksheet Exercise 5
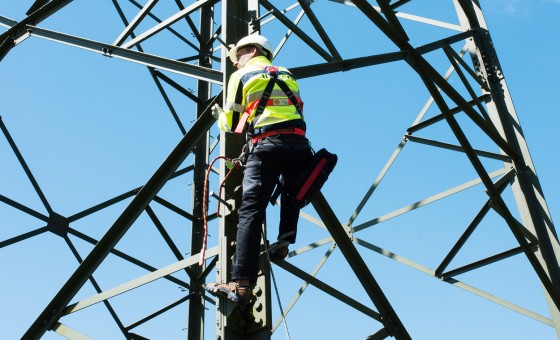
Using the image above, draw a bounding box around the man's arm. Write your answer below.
[216,74,244,133]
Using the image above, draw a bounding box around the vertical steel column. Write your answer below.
[217,1,249,339]
[188,2,215,339]
[217,1,271,339]
[244,2,274,338]
[454,0,560,335]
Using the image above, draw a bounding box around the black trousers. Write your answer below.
[232,134,312,283]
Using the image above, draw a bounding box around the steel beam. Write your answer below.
[1,1,558,339]
[454,0,560,335]
[66,228,191,288]
[217,1,274,338]
[113,0,159,46]
[22,92,221,339]
[0,0,74,61]
[0,19,222,84]
[187,1,215,338]
[0,116,53,215]
[352,168,508,233]
[347,2,560,312]
[121,0,220,49]
[120,0,201,51]
[275,259,382,322]
[61,247,219,315]
[291,30,474,80]
[311,193,411,340]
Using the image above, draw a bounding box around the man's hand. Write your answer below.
[211,104,224,119]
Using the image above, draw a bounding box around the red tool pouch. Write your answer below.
[294,148,337,208]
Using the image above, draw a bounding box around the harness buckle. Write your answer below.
[265,66,279,78]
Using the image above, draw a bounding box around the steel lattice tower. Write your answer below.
[1,1,559,339]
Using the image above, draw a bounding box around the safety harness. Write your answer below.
[233,65,305,141]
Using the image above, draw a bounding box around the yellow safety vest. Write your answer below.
[217,56,303,133]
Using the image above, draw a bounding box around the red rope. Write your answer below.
[199,156,241,266]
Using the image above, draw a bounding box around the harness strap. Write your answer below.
[249,66,279,132]
[234,111,251,134]
[274,77,303,115]
[251,127,305,144]
[233,65,303,134]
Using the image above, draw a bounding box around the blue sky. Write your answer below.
[1,1,559,340]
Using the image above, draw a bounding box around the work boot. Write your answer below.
[268,241,290,263]
[205,281,251,306]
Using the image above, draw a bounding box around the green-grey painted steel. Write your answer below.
[0,0,74,60]
[188,2,215,338]
[454,0,560,335]
[22,92,222,339]
[0,1,558,339]
[312,193,411,339]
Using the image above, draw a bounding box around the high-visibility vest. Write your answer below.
[217,56,303,133]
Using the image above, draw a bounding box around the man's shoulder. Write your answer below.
[233,57,292,81]
[233,62,267,79]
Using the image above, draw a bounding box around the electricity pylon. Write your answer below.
[0,1,558,339]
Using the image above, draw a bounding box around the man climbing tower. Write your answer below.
[205,34,313,305]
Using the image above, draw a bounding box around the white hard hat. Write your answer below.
[228,34,273,63]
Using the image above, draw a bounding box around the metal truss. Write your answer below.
[1,0,559,339]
